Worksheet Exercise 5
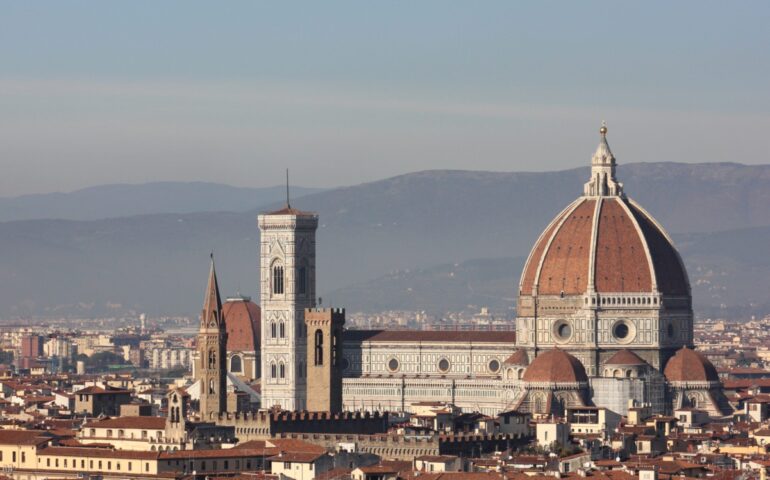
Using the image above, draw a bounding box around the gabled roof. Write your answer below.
[0,429,52,446]
[343,330,516,344]
[83,416,166,430]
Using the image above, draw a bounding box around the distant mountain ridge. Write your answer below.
[325,225,770,317]
[0,182,324,221]
[0,162,768,319]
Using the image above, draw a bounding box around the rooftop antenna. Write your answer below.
[286,168,291,209]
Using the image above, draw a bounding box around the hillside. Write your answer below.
[0,162,768,318]
[0,183,323,221]
[325,226,770,318]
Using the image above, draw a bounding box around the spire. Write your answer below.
[583,121,624,197]
[201,253,223,329]
[285,168,291,209]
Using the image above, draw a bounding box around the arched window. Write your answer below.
[314,329,324,366]
[270,322,276,338]
[279,322,286,338]
[230,355,242,373]
[209,379,215,394]
[332,330,340,367]
[208,349,216,369]
[272,265,284,295]
[279,362,286,379]
[270,363,276,379]
[298,265,307,295]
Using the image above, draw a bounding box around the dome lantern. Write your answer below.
[584,121,624,197]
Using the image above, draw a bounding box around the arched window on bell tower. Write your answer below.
[272,264,284,295]
[208,349,216,369]
[314,329,324,366]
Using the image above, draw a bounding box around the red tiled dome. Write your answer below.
[604,349,648,366]
[522,349,588,383]
[664,347,720,383]
[519,196,689,297]
[223,296,261,352]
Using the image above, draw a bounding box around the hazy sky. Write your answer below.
[1,1,769,196]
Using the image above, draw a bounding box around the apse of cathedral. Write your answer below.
[193,123,732,422]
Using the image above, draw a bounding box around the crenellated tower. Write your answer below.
[196,256,228,419]
[258,201,318,411]
[305,308,345,413]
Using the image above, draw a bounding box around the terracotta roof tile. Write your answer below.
[604,349,648,366]
[343,330,516,344]
[83,416,166,430]
[522,348,588,383]
[223,298,261,352]
[664,347,720,383]
[503,350,529,366]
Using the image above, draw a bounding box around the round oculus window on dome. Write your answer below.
[340,357,350,371]
[488,359,501,373]
[553,321,573,342]
[613,322,630,339]
[438,358,450,373]
[387,358,400,372]
[611,320,636,344]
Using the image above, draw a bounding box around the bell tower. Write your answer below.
[258,195,318,411]
[196,255,227,419]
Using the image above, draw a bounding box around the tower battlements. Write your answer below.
[215,409,388,441]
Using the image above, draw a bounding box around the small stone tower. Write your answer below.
[305,308,345,412]
[196,256,228,419]
[165,387,189,443]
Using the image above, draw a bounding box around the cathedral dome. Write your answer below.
[223,296,261,352]
[523,348,588,383]
[664,347,720,383]
[518,125,689,299]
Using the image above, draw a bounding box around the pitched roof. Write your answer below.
[604,349,648,366]
[74,386,131,395]
[343,330,516,344]
[83,416,166,430]
[504,350,529,366]
[0,430,52,446]
[264,206,315,216]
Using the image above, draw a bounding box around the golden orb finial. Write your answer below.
[599,120,607,136]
